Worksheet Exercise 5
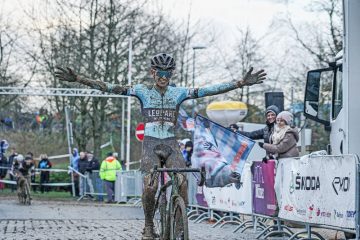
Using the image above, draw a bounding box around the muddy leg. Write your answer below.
[141,173,159,240]
[177,173,188,205]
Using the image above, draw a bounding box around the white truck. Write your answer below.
[303,0,360,157]
[303,1,360,238]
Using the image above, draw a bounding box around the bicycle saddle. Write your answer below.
[153,144,173,162]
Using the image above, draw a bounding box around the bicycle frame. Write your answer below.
[151,166,203,240]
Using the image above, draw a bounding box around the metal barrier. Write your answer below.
[0,166,73,189]
[2,154,360,240]
[114,170,142,204]
[72,169,143,204]
[186,154,360,240]
[76,169,107,201]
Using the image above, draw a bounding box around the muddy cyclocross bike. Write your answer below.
[11,169,31,205]
[150,144,205,240]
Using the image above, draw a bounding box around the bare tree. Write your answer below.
[21,0,205,158]
[268,0,342,150]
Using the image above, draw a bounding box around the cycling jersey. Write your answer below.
[75,76,241,172]
[106,82,239,139]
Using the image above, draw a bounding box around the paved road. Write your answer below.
[0,198,346,239]
[0,199,253,240]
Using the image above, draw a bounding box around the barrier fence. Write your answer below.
[1,154,359,239]
[186,154,360,239]
[74,169,107,201]
[0,166,73,189]
[114,170,142,204]
[74,169,143,204]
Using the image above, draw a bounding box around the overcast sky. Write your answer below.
[1,0,324,41]
[152,0,321,46]
[0,0,332,96]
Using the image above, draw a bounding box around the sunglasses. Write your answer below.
[156,70,173,79]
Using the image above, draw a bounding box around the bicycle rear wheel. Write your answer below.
[170,197,189,240]
[154,192,169,239]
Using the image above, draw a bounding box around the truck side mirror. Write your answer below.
[304,68,332,128]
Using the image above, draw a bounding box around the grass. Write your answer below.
[0,188,75,201]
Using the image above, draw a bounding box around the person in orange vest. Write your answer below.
[99,153,121,203]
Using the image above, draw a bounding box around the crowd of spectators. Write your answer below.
[0,142,53,195]
[71,149,122,203]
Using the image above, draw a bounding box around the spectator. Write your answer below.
[0,166,5,191]
[179,139,190,150]
[71,148,80,197]
[85,152,100,199]
[229,124,239,132]
[99,155,122,203]
[78,151,88,197]
[113,152,124,170]
[238,105,280,161]
[38,154,52,193]
[239,105,279,143]
[0,140,8,191]
[0,154,6,191]
[7,148,18,192]
[25,152,37,193]
[71,148,80,172]
[258,111,299,160]
[182,141,193,167]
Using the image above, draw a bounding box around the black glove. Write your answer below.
[262,156,268,164]
[258,142,264,148]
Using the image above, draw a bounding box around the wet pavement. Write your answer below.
[0,198,347,239]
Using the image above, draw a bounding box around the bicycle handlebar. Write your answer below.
[151,165,206,186]
[152,166,202,173]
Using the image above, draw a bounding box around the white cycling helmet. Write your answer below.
[16,154,24,162]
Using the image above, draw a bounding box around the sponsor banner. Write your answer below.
[252,160,278,216]
[276,155,357,229]
[196,185,209,208]
[202,162,252,214]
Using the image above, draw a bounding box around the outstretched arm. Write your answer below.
[190,67,266,98]
[55,67,128,95]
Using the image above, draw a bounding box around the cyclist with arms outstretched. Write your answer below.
[55,53,266,239]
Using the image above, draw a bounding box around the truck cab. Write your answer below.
[303,0,360,157]
[304,51,344,154]
[296,2,360,238]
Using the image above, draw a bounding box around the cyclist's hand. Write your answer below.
[240,67,266,86]
[55,66,78,83]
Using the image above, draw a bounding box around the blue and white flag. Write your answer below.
[192,115,255,188]
[177,108,195,131]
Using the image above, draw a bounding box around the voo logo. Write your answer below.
[332,177,350,195]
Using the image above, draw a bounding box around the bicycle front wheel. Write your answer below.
[170,197,189,240]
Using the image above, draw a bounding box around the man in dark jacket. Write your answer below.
[85,152,100,198]
[77,151,88,196]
